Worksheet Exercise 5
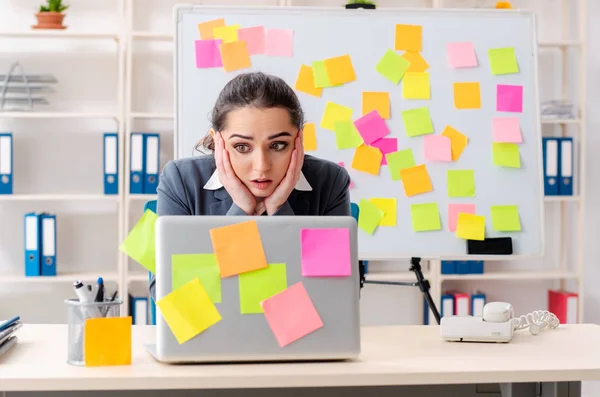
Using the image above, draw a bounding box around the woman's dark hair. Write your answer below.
[195,72,304,153]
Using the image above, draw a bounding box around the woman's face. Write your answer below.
[220,106,298,198]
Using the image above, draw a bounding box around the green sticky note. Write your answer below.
[238,263,287,314]
[358,198,384,235]
[172,254,222,303]
[491,205,521,231]
[447,170,475,197]
[492,142,521,168]
[120,209,158,273]
[312,60,332,88]
[488,47,519,75]
[410,203,441,232]
[376,49,411,85]
[334,120,364,149]
[386,149,416,181]
[402,107,434,137]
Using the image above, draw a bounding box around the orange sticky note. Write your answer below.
[441,125,469,161]
[402,51,430,72]
[198,18,225,40]
[395,24,422,52]
[210,220,268,277]
[362,92,390,119]
[220,41,252,72]
[84,317,132,366]
[303,122,317,151]
[324,54,356,85]
[351,145,382,176]
[454,82,481,109]
[295,65,322,98]
[399,164,433,197]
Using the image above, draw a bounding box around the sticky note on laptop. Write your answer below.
[239,264,288,314]
[300,228,351,277]
[120,209,158,274]
[172,253,222,303]
[210,220,268,277]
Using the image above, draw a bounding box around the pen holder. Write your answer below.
[65,298,123,366]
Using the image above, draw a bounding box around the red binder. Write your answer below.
[548,290,578,324]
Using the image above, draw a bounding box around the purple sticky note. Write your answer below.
[337,162,355,188]
[447,42,478,68]
[497,84,523,113]
[301,228,351,277]
[424,135,452,162]
[448,204,476,232]
[195,39,222,68]
[265,28,294,57]
[238,26,265,55]
[370,138,398,165]
[354,110,390,145]
[493,117,522,143]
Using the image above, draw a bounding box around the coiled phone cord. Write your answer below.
[512,310,560,335]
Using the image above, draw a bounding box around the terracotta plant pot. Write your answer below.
[33,12,66,30]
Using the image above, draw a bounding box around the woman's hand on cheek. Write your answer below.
[214,133,257,215]
[264,132,304,215]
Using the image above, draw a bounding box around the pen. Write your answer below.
[73,281,101,318]
[95,277,104,302]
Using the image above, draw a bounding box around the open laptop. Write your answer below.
[147,215,361,364]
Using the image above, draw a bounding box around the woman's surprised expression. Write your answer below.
[222,106,297,198]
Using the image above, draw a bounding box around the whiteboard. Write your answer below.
[174,5,544,261]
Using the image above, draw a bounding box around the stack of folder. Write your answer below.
[129,133,161,194]
[441,260,484,275]
[0,132,13,194]
[423,290,486,324]
[542,137,574,196]
[24,212,57,276]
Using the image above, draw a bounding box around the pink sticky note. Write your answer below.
[261,282,324,347]
[337,162,355,188]
[238,26,265,55]
[497,84,523,113]
[301,228,351,277]
[424,135,452,162]
[370,138,398,165]
[354,110,390,145]
[493,117,522,143]
[448,203,476,232]
[447,42,478,68]
[195,39,222,68]
[265,28,294,57]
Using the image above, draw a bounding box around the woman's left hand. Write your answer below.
[264,130,304,215]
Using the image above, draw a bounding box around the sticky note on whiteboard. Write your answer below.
[447,42,478,68]
[265,28,294,57]
[496,84,523,113]
[410,203,441,232]
[237,26,265,55]
[195,40,223,69]
[493,117,522,143]
[198,18,225,40]
[320,101,353,131]
[456,213,485,241]
[448,203,476,232]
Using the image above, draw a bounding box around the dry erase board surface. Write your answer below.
[174,5,544,260]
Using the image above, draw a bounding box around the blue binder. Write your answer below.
[143,133,160,194]
[40,213,57,276]
[455,261,470,274]
[103,133,118,195]
[471,292,486,317]
[441,293,455,317]
[559,137,573,196]
[441,260,456,274]
[0,133,13,195]
[24,213,42,277]
[542,137,559,196]
[130,133,145,194]
[469,260,484,274]
[130,295,149,325]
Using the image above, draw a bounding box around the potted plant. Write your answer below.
[345,0,376,9]
[33,0,69,30]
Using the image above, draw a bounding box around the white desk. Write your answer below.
[2,324,600,396]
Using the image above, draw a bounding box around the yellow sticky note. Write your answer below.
[324,54,356,85]
[157,278,222,344]
[410,203,441,232]
[395,24,422,52]
[351,144,382,176]
[320,101,353,131]
[84,317,132,366]
[220,41,252,72]
[491,205,521,231]
[369,198,397,227]
[454,82,481,109]
[120,209,158,274]
[172,254,222,303]
[295,65,322,98]
[402,51,430,72]
[303,122,317,151]
[403,72,430,99]
[488,47,519,75]
[456,213,486,241]
[492,142,521,168]
[362,92,390,119]
[213,24,240,43]
[441,125,468,161]
[210,220,268,277]
[399,164,433,197]
[312,60,333,88]
[198,18,225,40]
[358,198,384,235]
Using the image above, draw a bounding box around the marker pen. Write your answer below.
[73,281,101,318]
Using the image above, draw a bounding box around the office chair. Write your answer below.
[143,200,157,325]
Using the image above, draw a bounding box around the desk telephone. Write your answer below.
[440,302,560,343]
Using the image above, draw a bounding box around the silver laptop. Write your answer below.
[147,215,361,363]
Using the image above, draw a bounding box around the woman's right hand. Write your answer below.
[214,133,258,215]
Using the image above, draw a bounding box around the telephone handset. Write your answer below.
[441,302,559,343]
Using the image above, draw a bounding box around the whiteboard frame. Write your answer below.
[172,4,545,261]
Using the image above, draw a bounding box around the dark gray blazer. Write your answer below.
[149,154,351,299]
